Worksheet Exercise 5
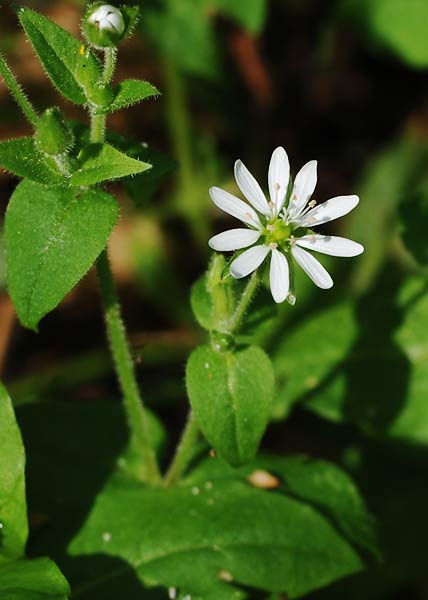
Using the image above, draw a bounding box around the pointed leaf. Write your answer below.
[0,558,69,600]
[69,467,363,599]
[18,7,102,105]
[186,345,274,466]
[70,143,151,186]
[107,79,159,113]
[0,383,27,563]
[0,138,64,185]
[6,180,118,329]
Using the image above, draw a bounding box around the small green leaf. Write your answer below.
[70,143,151,186]
[107,79,159,113]
[0,383,27,564]
[0,138,64,185]
[69,465,363,599]
[0,558,69,600]
[6,180,118,329]
[186,345,274,466]
[19,7,102,105]
[399,188,428,265]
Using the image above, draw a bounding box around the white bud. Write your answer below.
[88,4,125,35]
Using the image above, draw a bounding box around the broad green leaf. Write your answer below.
[70,143,151,186]
[272,303,358,420]
[186,345,274,465]
[354,0,428,67]
[69,462,363,599]
[18,8,102,105]
[6,180,118,329]
[142,0,220,79]
[0,138,64,185]
[107,79,159,113]
[188,454,379,559]
[0,383,27,563]
[17,401,165,598]
[399,184,428,265]
[0,558,69,600]
[214,0,268,33]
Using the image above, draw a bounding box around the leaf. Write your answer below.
[0,383,27,563]
[69,461,364,599]
[18,7,102,105]
[399,185,428,265]
[272,302,358,420]
[188,454,379,559]
[70,143,151,186]
[186,345,274,466]
[0,558,69,600]
[214,0,268,33]
[0,138,64,185]
[108,79,159,113]
[6,180,118,329]
[359,0,428,67]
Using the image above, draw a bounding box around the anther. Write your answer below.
[308,200,317,208]
[266,224,275,232]
[274,182,281,191]
[269,242,278,250]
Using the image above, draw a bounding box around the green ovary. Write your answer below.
[263,218,292,245]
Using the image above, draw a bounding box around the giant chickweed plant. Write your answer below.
[0,4,378,600]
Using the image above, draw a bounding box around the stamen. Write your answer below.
[308,199,317,208]
[274,183,280,191]
[269,242,278,250]
[266,224,275,232]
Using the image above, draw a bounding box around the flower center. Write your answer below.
[264,218,292,245]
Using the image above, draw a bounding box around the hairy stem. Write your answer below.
[228,272,259,333]
[164,410,200,486]
[97,250,161,483]
[103,47,117,84]
[0,52,38,126]
[90,49,161,484]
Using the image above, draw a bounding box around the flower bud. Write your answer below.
[35,107,74,156]
[83,3,125,48]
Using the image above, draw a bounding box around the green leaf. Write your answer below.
[399,186,428,265]
[0,138,64,185]
[214,0,267,33]
[18,7,102,105]
[0,383,27,563]
[70,143,151,186]
[359,0,428,67]
[186,345,274,466]
[6,180,118,329]
[272,302,358,420]
[0,558,69,600]
[69,462,364,599]
[108,79,159,113]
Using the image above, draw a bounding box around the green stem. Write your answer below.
[103,47,117,84]
[97,250,161,483]
[0,52,38,126]
[90,48,161,484]
[164,411,200,486]
[228,272,259,333]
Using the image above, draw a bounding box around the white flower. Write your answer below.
[208,147,364,304]
[88,4,125,34]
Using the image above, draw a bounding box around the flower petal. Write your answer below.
[288,160,317,218]
[234,160,270,216]
[269,249,290,303]
[291,245,333,289]
[230,245,270,279]
[268,146,290,214]
[209,228,261,251]
[296,234,364,257]
[298,195,359,227]
[209,187,261,228]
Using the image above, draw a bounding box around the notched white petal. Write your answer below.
[208,228,261,251]
[288,160,317,218]
[299,195,359,227]
[209,186,261,228]
[291,245,333,289]
[269,249,290,303]
[230,244,270,279]
[268,146,290,214]
[234,160,269,216]
[296,234,364,257]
